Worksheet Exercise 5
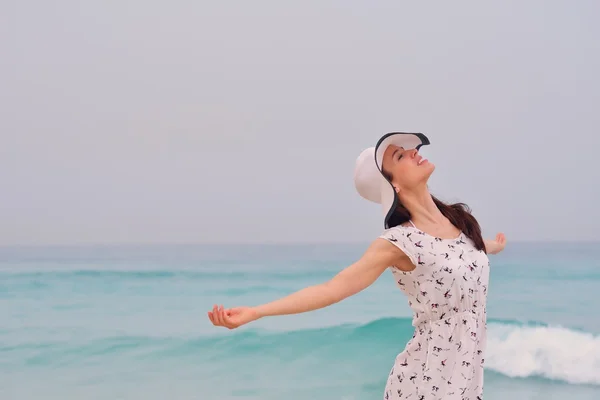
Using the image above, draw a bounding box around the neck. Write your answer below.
[398,185,446,226]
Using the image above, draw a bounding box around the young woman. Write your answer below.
[208,132,506,399]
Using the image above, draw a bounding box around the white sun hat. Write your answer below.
[354,132,430,228]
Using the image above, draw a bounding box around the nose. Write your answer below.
[410,148,419,158]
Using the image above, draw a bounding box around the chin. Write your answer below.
[423,163,435,179]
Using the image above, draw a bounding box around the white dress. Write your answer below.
[380,222,490,400]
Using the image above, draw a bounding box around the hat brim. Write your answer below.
[375,132,430,228]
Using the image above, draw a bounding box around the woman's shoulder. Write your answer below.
[378,225,421,250]
[377,225,421,270]
[379,224,412,239]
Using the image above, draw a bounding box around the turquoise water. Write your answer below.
[1,242,600,399]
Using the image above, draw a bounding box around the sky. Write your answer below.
[2,1,599,245]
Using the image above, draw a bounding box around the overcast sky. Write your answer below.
[2,1,599,245]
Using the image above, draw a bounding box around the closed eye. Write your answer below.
[392,147,405,161]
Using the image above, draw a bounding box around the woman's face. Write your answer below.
[381,145,435,191]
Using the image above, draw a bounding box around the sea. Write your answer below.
[1,241,599,400]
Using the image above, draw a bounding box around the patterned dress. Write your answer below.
[380,222,490,400]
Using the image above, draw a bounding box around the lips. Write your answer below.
[417,156,428,166]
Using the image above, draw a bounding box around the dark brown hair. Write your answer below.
[382,171,486,253]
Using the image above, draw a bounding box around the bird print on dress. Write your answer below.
[380,223,490,400]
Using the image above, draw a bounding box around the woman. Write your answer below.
[208,132,506,399]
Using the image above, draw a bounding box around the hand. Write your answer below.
[207,304,259,329]
[487,232,507,254]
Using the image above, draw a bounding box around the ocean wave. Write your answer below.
[486,321,600,386]
[3,317,599,386]
[0,269,334,281]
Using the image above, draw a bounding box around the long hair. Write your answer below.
[382,173,486,253]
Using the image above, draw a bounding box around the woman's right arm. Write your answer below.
[208,238,413,329]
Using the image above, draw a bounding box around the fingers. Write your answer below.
[496,232,506,244]
[211,304,223,326]
[209,304,236,329]
[219,306,230,328]
[217,304,225,325]
[211,305,218,325]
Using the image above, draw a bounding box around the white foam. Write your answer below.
[486,322,600,385]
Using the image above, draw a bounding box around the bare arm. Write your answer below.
[254,238,409,318]
[208,238,413,328]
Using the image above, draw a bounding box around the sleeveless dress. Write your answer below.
[380,222,490,400]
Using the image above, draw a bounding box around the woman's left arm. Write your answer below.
[484,232,506,254]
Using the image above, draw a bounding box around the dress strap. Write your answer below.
[408,220,417,228]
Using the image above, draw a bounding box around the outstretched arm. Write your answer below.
[208,238,412,329]
[484,232,507,255]
[253,238,408,317]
